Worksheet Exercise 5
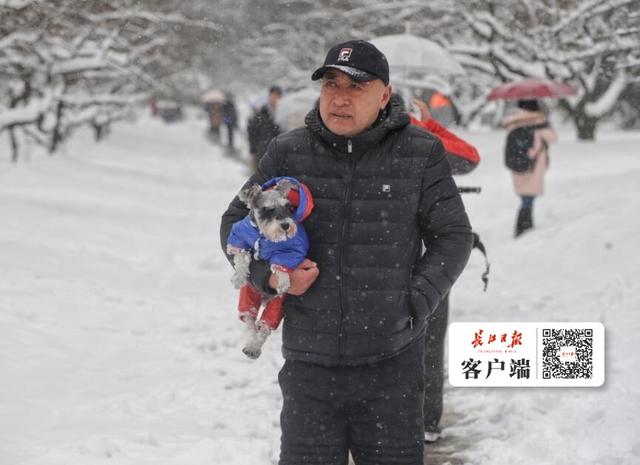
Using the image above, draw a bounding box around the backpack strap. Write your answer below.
[472,232,490,292]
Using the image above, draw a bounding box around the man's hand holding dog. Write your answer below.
[269,258,319,295]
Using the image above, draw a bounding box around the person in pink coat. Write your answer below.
[503,99,558,237]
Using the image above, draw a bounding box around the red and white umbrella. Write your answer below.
[487,78,577,101]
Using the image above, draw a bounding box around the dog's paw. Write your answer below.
[242,346,262,359]
[242,323,271,360]
[271,268,291,295]
[231,273,247,289]
[275,275,290,295]
[275,283,289,295]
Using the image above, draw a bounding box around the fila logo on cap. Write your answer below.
[337,48,352,62]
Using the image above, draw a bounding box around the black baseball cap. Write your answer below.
[311,40,389,85]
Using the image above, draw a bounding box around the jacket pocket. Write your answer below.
[409,286,430,321]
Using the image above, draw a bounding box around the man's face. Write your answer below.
[319,70,391,137]
[268,91,281,109]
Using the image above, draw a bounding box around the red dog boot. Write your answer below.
[259,294,286,331]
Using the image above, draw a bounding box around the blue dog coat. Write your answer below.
[227,177,313,270]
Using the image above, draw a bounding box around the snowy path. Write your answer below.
[0,117,283,465]
[1,116,639,465]
[444,129,640,465]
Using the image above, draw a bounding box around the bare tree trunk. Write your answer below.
[92,121,110,142]
[49,101,65,154]
[574,113,598,141]
[559,100,599,141]
[6,79,30,162]
[9,127,19,163]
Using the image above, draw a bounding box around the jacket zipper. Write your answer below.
[337,138,354,357]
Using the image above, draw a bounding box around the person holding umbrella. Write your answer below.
[503,99,558,237]
[488,78,574,237]
[201,89,225,140]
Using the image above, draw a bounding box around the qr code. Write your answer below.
[542,328,593,379]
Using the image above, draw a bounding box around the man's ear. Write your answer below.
[380,84,392,109]
[238,184,262,207]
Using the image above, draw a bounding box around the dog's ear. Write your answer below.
[238,184,262,207]
[275,178,297,197]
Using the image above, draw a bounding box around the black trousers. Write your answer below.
[278,340,425,465]
[423,293,449,433]
[225,123,235,148]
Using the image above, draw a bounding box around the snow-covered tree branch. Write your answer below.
[431,0,640,139]
[0,0,222,160]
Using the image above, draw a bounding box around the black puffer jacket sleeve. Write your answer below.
[220,138,280,295]
[410,138,474,318]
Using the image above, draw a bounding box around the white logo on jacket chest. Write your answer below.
[382,184,391,193]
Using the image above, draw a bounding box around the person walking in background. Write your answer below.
[207,102,223,139]
[149,97,159,117]
[427,90,460,127]
[222,92,238,150]
[247,85,282,172]
[410,98,479,175]
[221,40,473,465]
[503,99,558,237]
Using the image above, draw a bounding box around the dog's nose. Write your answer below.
[281,222,289,231]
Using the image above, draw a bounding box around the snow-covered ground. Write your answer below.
[1,114,638,465]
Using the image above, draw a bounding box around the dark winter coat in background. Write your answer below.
[221,94,473,366]
[222,100,237,128]
[247,105,281,159]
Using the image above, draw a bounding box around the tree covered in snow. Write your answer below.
[223,0,640,140]
[0,0,220,161]
[206,0,358,89]
[407,0,640,140]
[3,0,638,154]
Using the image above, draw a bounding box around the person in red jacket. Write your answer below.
[410,98,480,443]
[410,98,479,175]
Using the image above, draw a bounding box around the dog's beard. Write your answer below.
[260,220,298,242]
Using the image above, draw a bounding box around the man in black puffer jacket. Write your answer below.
[220,40,473,465]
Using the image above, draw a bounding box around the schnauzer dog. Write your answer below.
[226,176,314,359]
